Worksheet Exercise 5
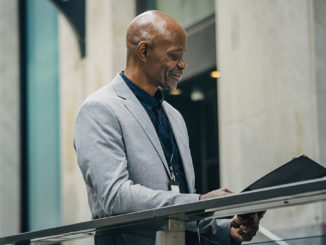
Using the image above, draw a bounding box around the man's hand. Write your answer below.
[199,188,233,200]
[199,188,265,243]
[230,212,265,243]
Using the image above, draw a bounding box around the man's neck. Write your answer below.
[124,68,158,96]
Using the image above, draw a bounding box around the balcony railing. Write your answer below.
[0,178,325,245]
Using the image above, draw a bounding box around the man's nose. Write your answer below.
[177,57,187,70]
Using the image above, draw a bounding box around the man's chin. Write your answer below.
[167,78,181,90]
[158,77,181,91]
[160,85,178,91]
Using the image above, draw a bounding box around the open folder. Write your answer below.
[238,155,326,219]
[242,155,326,192]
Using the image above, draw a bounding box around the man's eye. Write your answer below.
[169,54,178,60]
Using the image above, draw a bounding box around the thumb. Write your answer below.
[253,213,259,224]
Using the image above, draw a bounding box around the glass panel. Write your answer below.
[156,0,215,28]
[26,0,61,231]
[1,180,324,245]
[245,235,326,244]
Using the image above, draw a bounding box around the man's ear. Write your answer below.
[137,41,150,62]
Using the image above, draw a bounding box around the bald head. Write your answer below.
[124,11,187,96]
[126,10,186,62]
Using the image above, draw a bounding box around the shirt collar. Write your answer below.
[120,71,164,109]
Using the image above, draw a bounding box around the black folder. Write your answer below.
[238,155,326,219]
[242,155,326,192]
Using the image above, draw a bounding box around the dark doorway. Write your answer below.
[164,69,220,194]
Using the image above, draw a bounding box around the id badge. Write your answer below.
[169,180,180,193]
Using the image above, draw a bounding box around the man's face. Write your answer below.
[146,31,187,90]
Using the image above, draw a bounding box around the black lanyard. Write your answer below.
[155,107,178,184]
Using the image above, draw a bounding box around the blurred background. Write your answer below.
[0,0,325,244]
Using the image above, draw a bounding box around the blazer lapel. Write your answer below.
[112,75,171,179]
[162,102,195,193]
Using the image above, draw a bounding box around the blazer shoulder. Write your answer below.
[80,77,124,108]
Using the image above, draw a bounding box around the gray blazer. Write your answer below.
[74,74,232,245]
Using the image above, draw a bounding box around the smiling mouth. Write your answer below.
[170,73,183,79]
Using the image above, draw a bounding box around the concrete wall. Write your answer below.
[216,0,325,239]
[314,0,326,223]
[0,0,20,236]
[59,0,135,236]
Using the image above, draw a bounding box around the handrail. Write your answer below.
[1,178,326,244]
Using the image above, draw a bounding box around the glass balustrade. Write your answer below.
[0,178,325,245]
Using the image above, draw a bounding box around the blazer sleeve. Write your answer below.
[199,219,237,245]
[74,99,200,216]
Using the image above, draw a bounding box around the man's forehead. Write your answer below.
[154,31,187,49]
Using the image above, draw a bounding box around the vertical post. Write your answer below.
[156,219,185,245]
[26,0,61,230]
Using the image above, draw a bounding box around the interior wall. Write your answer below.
[0,0,20,236]
[216,0,324,237]
[313,0,326,223]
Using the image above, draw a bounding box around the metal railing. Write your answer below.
[1,178,326,245]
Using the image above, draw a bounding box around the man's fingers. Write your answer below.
[239,224,258,235]
[221,187,233,193]
[233,215,253,226]
[238,229,254,241]
[247,225,259,236]
[231,211,263,242]
[253,213,259,224]
[234,212,262,226]
[231,218,241,228]
[259,211,266,219]
[230,228,244,242]
[231,226,258,242]
[200,188,234,200]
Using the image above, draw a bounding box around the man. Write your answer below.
[74,10,262,245]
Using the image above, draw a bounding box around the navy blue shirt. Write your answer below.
[120,72,188,193]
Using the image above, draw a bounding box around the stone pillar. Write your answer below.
[0,0,20,237]
[216,0,325,240]
[59,1,135,243]
[313,0,326,223]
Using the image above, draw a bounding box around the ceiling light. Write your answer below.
[190,90,204,101]
[170,89,181,95]
[210,70,220,79]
